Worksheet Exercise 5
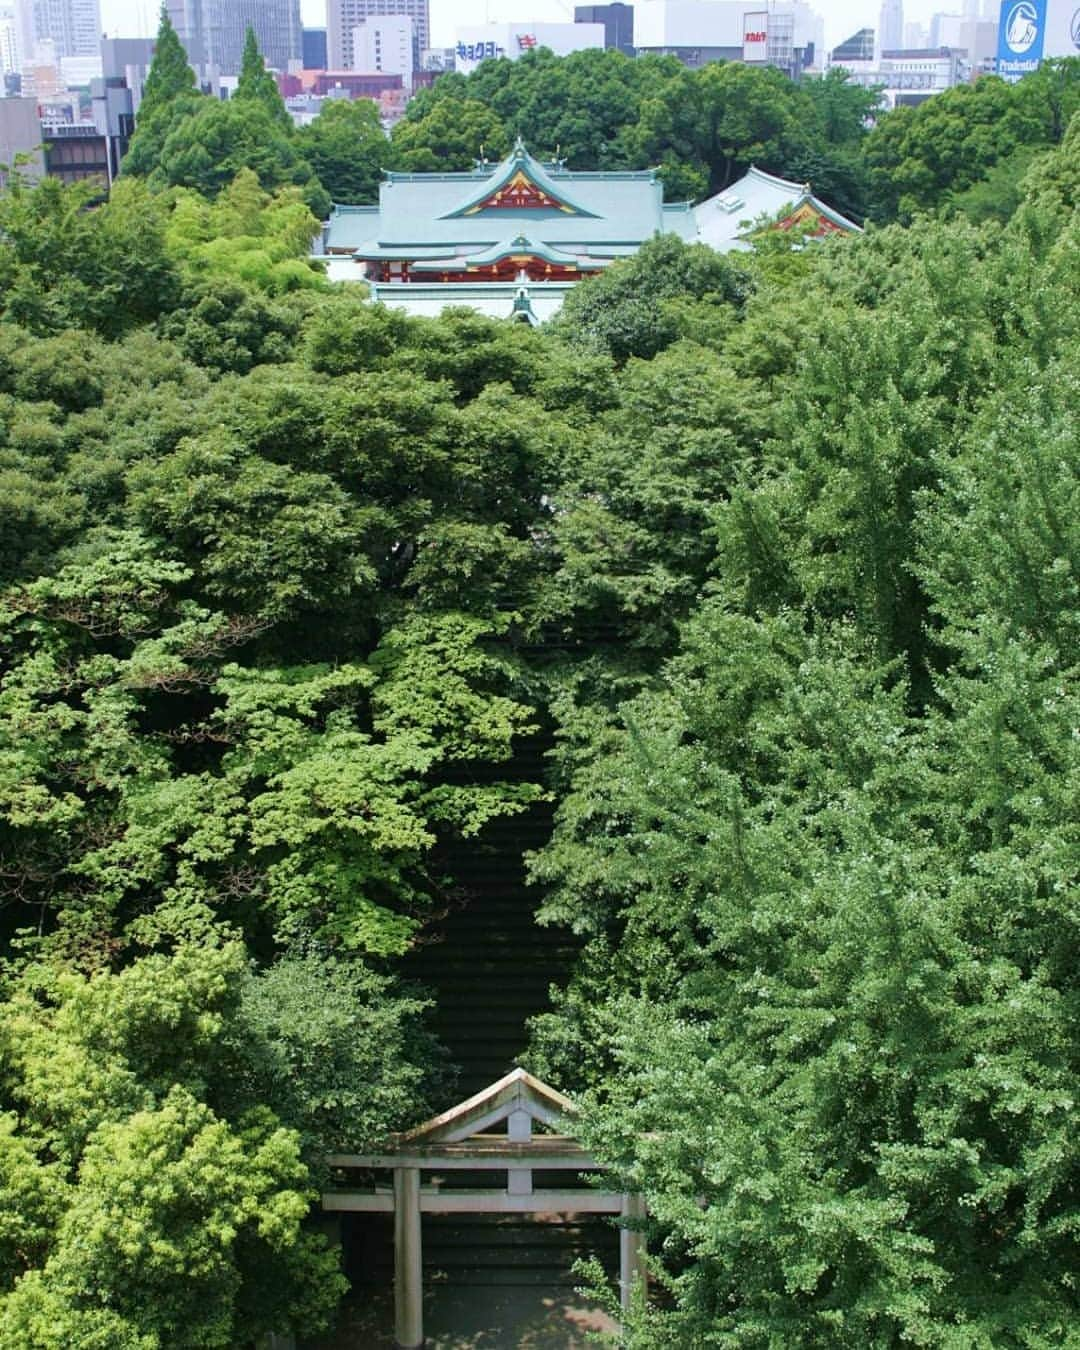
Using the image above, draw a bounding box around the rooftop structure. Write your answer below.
[321,141,858,322]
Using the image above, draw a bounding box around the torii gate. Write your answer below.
[323,1067,647,1349]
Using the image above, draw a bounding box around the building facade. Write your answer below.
[302,25,327,67]
[632,0,822,75]
[574,3,635,55]
[320,139,858,322]
[353,13,413,77]
[454,21,605,74]
[16,0,100,63]
[877,0,904,55]
[830,45,969,105]
[167,0,302,77]
[328,0,428,73]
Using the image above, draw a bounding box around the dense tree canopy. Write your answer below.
[1,52,1078,1348]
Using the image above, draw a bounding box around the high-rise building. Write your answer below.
[15,0,101,65]
[328,0,428,72]
[0,5,19,71]
[574,4,635,56]
[167,0,301,77]
[877,0,904,53]
[302,25,327,67]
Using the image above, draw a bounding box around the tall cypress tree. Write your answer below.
[140,6,196,121]
[235,27,292,130]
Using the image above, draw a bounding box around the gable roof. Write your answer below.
[399,1066,577,1144]
[442,137,599,219]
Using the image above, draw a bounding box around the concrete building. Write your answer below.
[632,0,823,76]
[167,0,302,77]
[574,3,635,55]
[454,21,604,74]
[830,44,969,106]
[353,13,412,82]
[0,95,42,183]
[101,36,156,111]
[832,26,875,60]
[328,0,428,73]
[15,0,100,64]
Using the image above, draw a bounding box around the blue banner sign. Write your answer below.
[996,0,1047,81]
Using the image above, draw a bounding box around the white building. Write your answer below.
[353,13,412,82]
[329,0,427,71]
[633,0,823,75]
[830,45,968,106]
[453,21,604,74]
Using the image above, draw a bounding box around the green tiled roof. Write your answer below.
[440,137,599,218]
[326,140,669,256]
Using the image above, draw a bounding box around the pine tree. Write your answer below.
[235,26,292,130]
[140,5,196,120]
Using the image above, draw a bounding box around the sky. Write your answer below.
[97,0,976,59]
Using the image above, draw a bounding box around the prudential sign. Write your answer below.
[996,0,1047,80]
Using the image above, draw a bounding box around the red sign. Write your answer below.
[517,33,537,48]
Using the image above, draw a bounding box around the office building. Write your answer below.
[574,4,634,56]
[302,25,327,67]
[328,0,428,71]
[353,14,412,80]
[15,0,100,64]
[633,1,823,76]
[0,5,18,72]
[167,0,301,77]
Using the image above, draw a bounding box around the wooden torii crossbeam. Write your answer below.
[323,1067,647,1349]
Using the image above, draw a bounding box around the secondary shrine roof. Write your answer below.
[693,165,861,251]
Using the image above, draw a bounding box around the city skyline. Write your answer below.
[97,0,995,57]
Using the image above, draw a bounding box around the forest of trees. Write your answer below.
[0,18,1077,1349]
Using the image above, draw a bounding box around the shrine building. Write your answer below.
[320,137,859,323]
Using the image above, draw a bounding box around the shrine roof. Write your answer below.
[693,165,862,250]
[326,139,670,254]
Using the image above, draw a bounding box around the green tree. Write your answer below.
[550,233,752,362]
[390,97,510,172]
[123,7,203,180]
[298,97,389,203]
[0,942,348,1347]
[138,5,196,118]
[235,25,292,130]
